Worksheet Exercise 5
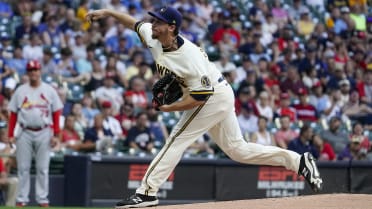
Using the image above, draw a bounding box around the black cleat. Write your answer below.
[115,193,159,209]
[299,152,323,192]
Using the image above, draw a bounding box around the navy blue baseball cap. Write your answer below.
[148,6,182,29]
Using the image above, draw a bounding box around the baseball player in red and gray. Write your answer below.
[86,7,323,208]
[8,60,63,207]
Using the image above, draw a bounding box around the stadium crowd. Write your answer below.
[0,0,370,163]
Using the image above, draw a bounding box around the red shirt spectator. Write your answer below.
[276,93,297,121]
[292,88,318,122]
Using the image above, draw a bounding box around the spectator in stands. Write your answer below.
[308,82,328,114]
[312,134,336,161]
[212,18,240,48]
[298,46,323,79]
[338,135,368,161]
[115,103,135,138]
[238,69,265,96]
[321,88,343,121]
[280,65,306,96]
[81,59,105,92]
[271,0,288,29]
[0,123,18,206]
[293,88,318,122]
[250,116,276,146]
[0,1,12,18]
[238,103,258,140]
[14,14,38,45]
[185,134,215,157]
[127,112,154,154]
[288,124,319,158]
[5,46,27,76]
[342,90,372,125]
[71,102,88,141]
[288,0,310,24]
[296,10,315,36]
[101,101,124,141]
[73,114,113,153]
[40,47,58,77]
[57,47,77,78]
[81,94,100,126]
[22,34,43,61]
[320,116,349,154]
[339,79,351,106]
[349,122,371,153]
[0,157,18,206]
[255,91,273,122]
[42,15,66,48]
[60,8,77,33]
[357,71,372,105]
[95,71,124,114]
[146,106,168,149]
[214,52,237,75]
[103,54,127,86]
[60,114,81,151]
[124,77,148,111]
[124,51,147,82]
[274,115,299,149]
[235,86,256,115]
[276,92,297,122]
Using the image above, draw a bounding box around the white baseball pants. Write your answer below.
[136,81,301,196]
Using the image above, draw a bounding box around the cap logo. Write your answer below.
[160,8,165,13]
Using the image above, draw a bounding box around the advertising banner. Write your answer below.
[90,162,215,200]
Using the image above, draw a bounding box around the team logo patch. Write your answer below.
[201,76,211,88]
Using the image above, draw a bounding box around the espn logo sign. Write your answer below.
[257,166,305,197]
[127,164,175,191]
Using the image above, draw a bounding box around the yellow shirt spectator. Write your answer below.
[350,13,367,31]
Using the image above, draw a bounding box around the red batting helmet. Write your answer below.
[26,60,41,71]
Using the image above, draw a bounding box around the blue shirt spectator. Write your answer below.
[287,125,319,158]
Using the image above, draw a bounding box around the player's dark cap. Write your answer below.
[26,60,41,71]
[148,6,182,29]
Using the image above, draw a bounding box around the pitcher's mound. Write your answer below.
[156,194,371,209]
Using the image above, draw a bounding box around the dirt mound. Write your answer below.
[155,194,371,209]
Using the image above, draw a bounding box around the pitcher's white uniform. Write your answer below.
[133,22,303,196]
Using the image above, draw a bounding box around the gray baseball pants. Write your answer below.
[16,128,51,204]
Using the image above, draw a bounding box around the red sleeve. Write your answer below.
[52,109,62,135]
[0,159,4,173]
[356,81,365,97]
[323,143,336,161]
[8,112,17,138]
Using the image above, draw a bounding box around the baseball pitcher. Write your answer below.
[86,6,323,209]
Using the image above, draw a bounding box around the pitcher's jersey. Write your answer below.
[8,82,63,127]
[135,22,223,98]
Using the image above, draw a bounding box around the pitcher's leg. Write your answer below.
[15,133,32,204]
[136,106,209,196]
[209,111,301,172]
[34,131,51,204]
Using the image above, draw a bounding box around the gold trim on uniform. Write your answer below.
[144,100,209,195]
[190,90,214,95]
[135,21,146,46]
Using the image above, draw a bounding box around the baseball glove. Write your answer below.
[152,74,183,110]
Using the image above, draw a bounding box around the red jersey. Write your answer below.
[292,103,318,122]
[276,107,296,122]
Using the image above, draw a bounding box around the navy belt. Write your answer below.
[218,76,225,83]
[20,124,48,131]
